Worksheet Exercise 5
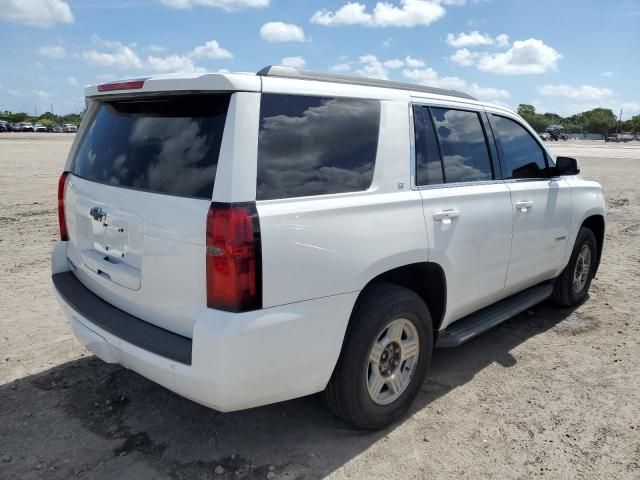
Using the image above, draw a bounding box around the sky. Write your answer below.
[0,0,638,117]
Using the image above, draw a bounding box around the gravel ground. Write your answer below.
[1,134,639,479]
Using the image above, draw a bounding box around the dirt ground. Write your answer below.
[1,133,639,479]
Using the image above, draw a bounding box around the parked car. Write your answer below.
[34,123,48,132]
[52,68,606,430]
[48,123,63,133]
[20,122,35,132]
[63,123,78,133]
[9,122,21,131]
[605,133,621,142]
[0,120,8,132]
[619,133,634,142]
[544,124,568,141]
[538,132,551,141]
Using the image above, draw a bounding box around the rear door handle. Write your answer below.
[433,209,461,224]
[515,201,534,212]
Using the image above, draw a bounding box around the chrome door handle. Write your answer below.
[515,201,534,212]
[433,209,461,224]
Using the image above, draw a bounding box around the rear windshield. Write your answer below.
[72,94,230,198]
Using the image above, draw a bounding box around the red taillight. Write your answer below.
[97,79,146,92]
[58,172,69,241]
[206,202,262,312]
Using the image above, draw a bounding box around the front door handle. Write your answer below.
[515,201,534,212]
[434,209,461,224]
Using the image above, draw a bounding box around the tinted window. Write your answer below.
[431,108,492,183]
[72,94,230,198]
[413,105,443,185]
[257,94,380,200]
[491,115,547,179]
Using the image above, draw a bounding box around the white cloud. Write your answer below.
[0,0,73,27]
[495,33,510,47]
[446,31,493,48]
[404,55,425,67]
[281,56,306,68]
[37,45,67,58]
[601,71,613,77]
[189,40,233,59]
[82,37,143,69]
[382,38,393,49]
[403,67,511,101]
[384,58,405,69]
[82,37,232,73]
[329,63,351,73]
[450,38,561,75]
[311,0,447,28]
[67,76,78,86]
[384,55,424,69]
[345,54,428,79]
[356,54,389,79]
[539,84,614,100]
[159,0,267,10]
[449,48,474,66]
[148,40,232,72]
[147,54,205,73]
[260,21,308,42]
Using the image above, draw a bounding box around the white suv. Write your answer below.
[52,67,605,429]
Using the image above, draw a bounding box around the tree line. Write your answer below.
[0,111,82,126]
[517,104,640,135]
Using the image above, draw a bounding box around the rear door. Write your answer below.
[487,112,572,294]
[64,93,230,337]
[412,103,513,327]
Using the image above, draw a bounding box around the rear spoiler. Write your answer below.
[85,72,261,99]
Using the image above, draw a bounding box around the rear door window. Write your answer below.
[490,114,548,179]
[72,94,231,198]
[256,94,380,200]
[431,107,493,183]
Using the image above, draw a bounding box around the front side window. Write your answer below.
[491,114,548,179]
[256,94,380,200]
[431,108,493,183]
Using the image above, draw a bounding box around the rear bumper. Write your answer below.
[52,241,357,412]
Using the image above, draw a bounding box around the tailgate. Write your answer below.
[63,93,231,337]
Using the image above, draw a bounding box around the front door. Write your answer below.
[486,112,572,294]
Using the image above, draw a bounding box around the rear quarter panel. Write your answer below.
[256,97,430,308]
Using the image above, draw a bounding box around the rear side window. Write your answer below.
[413,105,443,185]
[490,114,548,179]
[72,94,230,198]
[256,94,380,200]
[431,108,493,183]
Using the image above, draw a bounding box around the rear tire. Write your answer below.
[551,227,597,307]
[322,283,433,430]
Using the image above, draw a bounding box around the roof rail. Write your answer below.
[257,65,477,101]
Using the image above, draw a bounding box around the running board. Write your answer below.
[436,282,554,348]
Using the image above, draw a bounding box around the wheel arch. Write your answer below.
[580,214,605,274]
[349,262,447,340]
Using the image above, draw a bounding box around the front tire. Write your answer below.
[552,227,598,307]
[322,283,433,430]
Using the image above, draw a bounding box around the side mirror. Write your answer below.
[553,156,580,176]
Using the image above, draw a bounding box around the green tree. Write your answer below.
[517,104,536,118]
[582,108,617,136]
